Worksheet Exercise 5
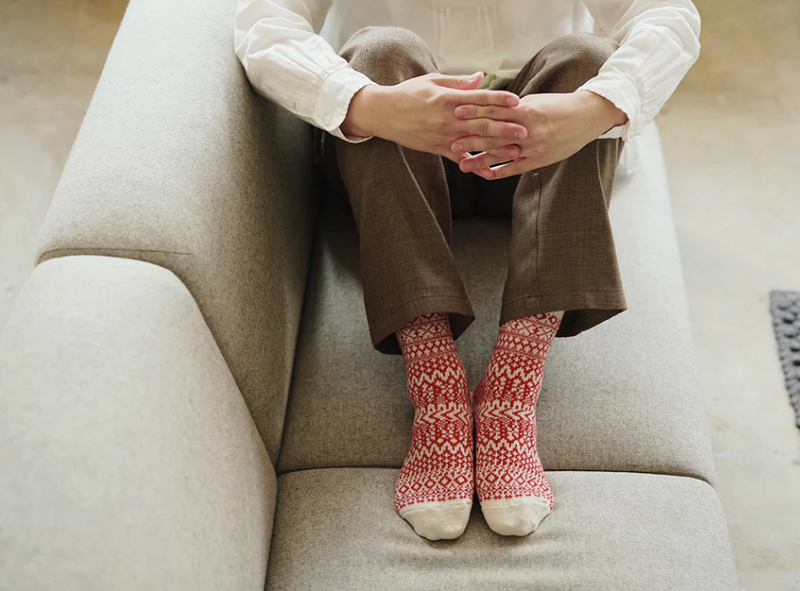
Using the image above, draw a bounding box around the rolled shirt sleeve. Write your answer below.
[580,0,701,141]
[234,0,377,143]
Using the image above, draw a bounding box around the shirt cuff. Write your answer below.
[577,72,643,142]
[315,67,377,144]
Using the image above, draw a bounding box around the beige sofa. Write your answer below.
[0,0,740,589]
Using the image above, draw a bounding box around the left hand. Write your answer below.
[450,90,628,180]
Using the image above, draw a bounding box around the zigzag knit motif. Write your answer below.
[474,312,561,511]
[395,313,474,513]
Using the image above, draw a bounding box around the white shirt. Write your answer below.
[233,0,700,144]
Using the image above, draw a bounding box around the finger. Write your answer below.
[457,118,527,141]
[451,131,522,154]
[474,157,533,180]
[452,89,520,107]
[454,103,521,121]
[459,151,516,172]
[458,146,521,172]
[431,71,484,90]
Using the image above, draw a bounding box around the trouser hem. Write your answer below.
[371,294,476,355]
[500,290,628,337]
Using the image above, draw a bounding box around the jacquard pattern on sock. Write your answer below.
[474,312,562,509]
[394,312,474,513]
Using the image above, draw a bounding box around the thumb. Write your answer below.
[432,71,484,90]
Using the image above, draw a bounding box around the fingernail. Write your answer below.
[470,72,481,79]
[462,161,473,171]
[453,143,463,152]
[455,107,467,117]
[506,96,517,105]
[515,130,524,139]
[506,147,516,156]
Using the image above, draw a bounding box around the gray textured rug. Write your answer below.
[770,291,800,428]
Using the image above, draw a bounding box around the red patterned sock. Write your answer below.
[394,312,474,541]
[474,311,563,536]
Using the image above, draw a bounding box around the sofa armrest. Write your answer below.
[35,0,320,463]
[0,256,276,591]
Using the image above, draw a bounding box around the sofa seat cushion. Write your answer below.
[277,124,716,484]
[265,467,738,591]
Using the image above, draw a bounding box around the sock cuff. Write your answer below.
[396,312,452,346]
[499,312,562,342]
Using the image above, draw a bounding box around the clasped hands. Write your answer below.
[342,71,627,180]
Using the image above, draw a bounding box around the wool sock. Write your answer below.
[394,312,474,541]
[474,311,563,536]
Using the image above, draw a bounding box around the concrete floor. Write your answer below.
[1,0,798,588]
[658,1,800,589]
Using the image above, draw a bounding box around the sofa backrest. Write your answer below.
[36,0,319,464]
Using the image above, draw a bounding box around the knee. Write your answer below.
[532,33,619,94]
[340,26,437,85]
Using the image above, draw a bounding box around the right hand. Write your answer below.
[341,72,527,163]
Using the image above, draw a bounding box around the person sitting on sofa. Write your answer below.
[233,0,701,542]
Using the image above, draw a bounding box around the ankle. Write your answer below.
[498,311,563,340]
[396,312,459,363]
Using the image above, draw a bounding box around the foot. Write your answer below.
[395,312,474,541]
[474,311,563,536]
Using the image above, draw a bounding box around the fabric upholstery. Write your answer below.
[277,124,717,486]
[0,256,276,591]
[265,467,739,591]
[34,0,319,464]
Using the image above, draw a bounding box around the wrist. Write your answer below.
[341,83,385,138]
[574,89,628,133]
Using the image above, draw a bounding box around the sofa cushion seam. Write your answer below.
[38,246,194,264]
[276,464,716,488]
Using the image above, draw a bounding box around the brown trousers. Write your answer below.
[314,27,626,355]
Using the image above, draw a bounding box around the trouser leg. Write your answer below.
[322,26,475,355]
[482,33,627,336]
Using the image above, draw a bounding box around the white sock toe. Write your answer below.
[398,499,472,541]
[480,496,551,536]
